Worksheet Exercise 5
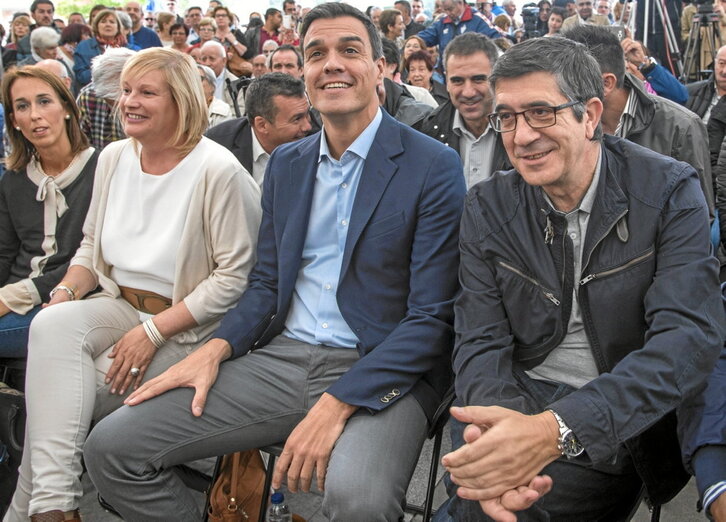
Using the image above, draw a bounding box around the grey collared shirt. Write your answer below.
[526,150,602,389]
[452,110,497,188]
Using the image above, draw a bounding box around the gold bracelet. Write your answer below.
[57,280,78,300]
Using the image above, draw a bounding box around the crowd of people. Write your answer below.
[0,0,724,522]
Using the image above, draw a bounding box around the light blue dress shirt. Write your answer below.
[283,109,383,349]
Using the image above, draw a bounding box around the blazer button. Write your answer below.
[380,396,390,403]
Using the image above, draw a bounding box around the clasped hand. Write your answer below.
[442,406,560,521]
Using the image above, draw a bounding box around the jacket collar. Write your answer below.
[620,73,656,135]
[443,4,474,24]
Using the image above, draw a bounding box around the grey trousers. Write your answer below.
[85,335,429,522]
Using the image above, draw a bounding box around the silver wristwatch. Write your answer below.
[548,409,585,458]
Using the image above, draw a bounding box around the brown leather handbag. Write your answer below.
[227,51,253,78]
[207,450,266,521]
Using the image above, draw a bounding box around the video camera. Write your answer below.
[521,2,542,39]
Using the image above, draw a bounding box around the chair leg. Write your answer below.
[258,453,276,522]
[423,430,444,521]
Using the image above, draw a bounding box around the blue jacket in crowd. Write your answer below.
[418,5,500,63]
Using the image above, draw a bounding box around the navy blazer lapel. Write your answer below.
[277,134,321,293]
[340,113,404,277]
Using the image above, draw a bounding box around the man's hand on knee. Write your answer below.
[124,338,232,416]
[272,392,357,493]
[480,475,553,522]
[442,406,561,500]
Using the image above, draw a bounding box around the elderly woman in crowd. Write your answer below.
[5,47,262,522]
[170,22,191,53]
[188,16,216,52]
[197,63,234,127]
[400,34,426,82]
[18,27,60,66]
[404,49,448,105]
[57,24,92,80]
[0,67,97,360]
[74,9,128,87]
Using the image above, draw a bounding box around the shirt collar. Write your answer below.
[250,126,269,163]
[318,107,383,163]
[452,109,492,140]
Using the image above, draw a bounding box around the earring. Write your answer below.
[64,114,70,120]
[15,126,20,131]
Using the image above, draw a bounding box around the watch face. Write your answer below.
[562,431,585,457]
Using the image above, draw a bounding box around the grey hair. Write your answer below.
[91,46,136,99]
[501,0,516,6]
[301,2,383,61]
[443,32,498,71]
[30,26,60,50]
[201,40,226,58]
[489,36,603,141]
[262,39,279,52]
[245,72,307,123]
[116,10,133,30]
[196,63,216,86]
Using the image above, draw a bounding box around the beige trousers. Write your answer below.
[3,297,202,521]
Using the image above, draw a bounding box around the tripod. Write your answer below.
[640,0,684,77]
[681,3,721,82]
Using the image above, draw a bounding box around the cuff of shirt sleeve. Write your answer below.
[693,445,726,504]
[704,482,726,520]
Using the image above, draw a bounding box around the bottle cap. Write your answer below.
[271,492,285,504]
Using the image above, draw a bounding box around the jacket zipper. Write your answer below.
[579,249,655,286]
[497,261,561,306]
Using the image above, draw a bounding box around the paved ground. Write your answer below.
[78,424,704,521]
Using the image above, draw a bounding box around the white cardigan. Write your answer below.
[71,137,262,344]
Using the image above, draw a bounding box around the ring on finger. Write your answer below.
[130,367,141,377]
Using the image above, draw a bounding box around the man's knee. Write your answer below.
[322,472,404,521]
[84,413,133,481]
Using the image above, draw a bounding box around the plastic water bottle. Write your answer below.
[267,492,292,522]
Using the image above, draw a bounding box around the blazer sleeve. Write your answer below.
[326,146,466,411]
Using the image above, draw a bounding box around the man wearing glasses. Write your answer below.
[561,0,610,29]
[439,36,724,521]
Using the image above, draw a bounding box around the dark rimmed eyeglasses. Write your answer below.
[488,100,582,133]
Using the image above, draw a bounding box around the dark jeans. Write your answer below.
[435,374,643,521]
[0,306,41,358]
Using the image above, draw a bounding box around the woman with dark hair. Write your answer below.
[0,67,97,359]
[6,47,261,522]
[536,0,552,34]
[170,22,190,53]
[404,49,448,105]
[58,23,92,86]
[73,9,127,87]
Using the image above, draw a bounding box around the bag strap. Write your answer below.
[228,452,242,514]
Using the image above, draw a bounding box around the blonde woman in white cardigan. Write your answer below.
[5,48,262,522]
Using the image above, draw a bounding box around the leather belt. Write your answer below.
[118,286,172,315]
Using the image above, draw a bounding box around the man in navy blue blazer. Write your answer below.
[85,3,466,520]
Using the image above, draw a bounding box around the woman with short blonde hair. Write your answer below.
[6,48,263,522]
